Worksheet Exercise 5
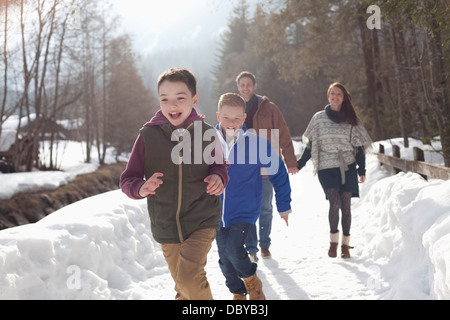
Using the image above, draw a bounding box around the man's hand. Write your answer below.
[204,174,224,196]
[359,175,366,183]
[139,172,164,197]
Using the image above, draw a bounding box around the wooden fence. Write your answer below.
[292,138,450,181]
[377,144,450,181]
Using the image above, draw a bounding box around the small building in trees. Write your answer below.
[0,115,82,172]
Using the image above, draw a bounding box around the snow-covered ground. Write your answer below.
[0,138,449,300]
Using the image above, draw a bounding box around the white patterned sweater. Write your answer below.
[303,110,372,176]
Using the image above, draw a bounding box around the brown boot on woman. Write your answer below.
[341,235,352,258]
[328,232,339,258]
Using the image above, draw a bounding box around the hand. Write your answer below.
[359,175,366,183]
[139,172,164,197]
[204,174,224,196]
[288,167,299,175]
[281,215,289,226]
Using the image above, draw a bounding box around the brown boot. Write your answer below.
[233,293,247,300]
[328,232,339,258]
[341,235,352,258]
[244,274,266,300]
[261,248,272,259]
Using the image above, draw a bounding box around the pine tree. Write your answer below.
[213,1,253,96]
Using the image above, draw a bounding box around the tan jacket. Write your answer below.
[252,96,297,169]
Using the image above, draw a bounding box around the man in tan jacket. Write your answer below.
[236,71,298,262]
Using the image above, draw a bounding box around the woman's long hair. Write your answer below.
[327,82,358,126]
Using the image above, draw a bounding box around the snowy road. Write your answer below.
[152,158,387,300]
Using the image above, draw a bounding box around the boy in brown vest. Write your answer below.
[120,68,229,300]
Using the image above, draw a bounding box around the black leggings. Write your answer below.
[325,188,352,236]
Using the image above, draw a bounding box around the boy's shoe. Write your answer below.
[233,293,247,300]
[175,292,188,300]
[249,253,258,263]
[261,248,271,259]
[243,274,265,300]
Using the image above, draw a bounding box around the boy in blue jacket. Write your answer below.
[215,93,292,300]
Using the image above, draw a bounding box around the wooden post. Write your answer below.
[392,145,401,174]
[413,147,425,162]
[413,147,427,180]
[379,144,385,167]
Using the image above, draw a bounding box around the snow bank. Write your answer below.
[0,170,77,199]
[0,191,164,299]
[354,170,450,299]
[358,137,449,299]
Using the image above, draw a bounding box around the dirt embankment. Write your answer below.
[0,162,127,230]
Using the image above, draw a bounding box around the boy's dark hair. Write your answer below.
[218,93,246,113]
[157,68,197,96]
[236,71,256,85]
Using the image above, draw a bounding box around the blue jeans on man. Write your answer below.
[245,177,273,255]
[216,222,258,295]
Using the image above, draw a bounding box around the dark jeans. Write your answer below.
[216,222,257,295]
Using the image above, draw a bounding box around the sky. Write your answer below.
[112,0,241,54]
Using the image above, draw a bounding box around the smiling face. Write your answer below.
[328,85,344,111]
[158,80,198,128]
[217,105,247,138]
[237,76,257,102]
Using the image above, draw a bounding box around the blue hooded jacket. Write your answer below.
[216,124,292,228]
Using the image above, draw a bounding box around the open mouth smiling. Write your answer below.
[169,112,182,120]
[225,127,237,136]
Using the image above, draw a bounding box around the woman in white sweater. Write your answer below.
[297,82,372,259]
